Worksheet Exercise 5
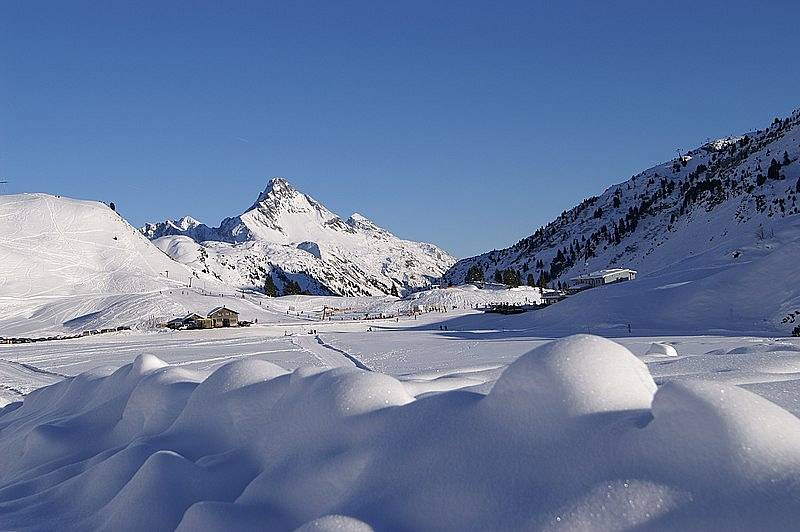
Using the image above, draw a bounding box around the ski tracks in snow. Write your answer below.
[289,334,371,370]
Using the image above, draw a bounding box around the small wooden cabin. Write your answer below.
[208,307,239,328]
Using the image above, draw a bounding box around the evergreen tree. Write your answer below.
[526,273,535,286]
[465,264,485,284]
[493,270,503,283]
[283,280,303,296]
[784,151,791,166]
[537,271,550,288]
[390,284,399,297]
[264,275,278,297]
[502,268,521,287]
[768,158,782,180]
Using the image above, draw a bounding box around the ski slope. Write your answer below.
[0,194,297,336]
[0,193,184,299]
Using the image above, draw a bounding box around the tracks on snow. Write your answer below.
[314,335,372,371]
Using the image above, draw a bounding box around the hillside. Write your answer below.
[0,194,288,336]
[444,109,800,334]
[143,178,456,297]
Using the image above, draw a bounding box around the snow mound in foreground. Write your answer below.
[2,335,800,530]
[646,342,679,357]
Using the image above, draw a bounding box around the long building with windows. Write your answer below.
[567,268,637,293]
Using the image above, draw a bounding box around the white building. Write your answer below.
[541,290,567,305]
[568,268,637,292]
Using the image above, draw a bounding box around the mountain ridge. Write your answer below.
[143,178,456,297]
[443,108,800,333]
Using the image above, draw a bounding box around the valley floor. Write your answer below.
[3,309,800,409]
[2,309,800,530]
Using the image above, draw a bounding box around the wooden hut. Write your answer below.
[208,307,239,328]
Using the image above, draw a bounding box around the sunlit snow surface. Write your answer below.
[3,311,800,530]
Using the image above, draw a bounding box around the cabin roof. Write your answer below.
[570,268,637,281]
[208,306,239,316]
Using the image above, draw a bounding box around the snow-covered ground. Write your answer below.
[4,221,800,530]
[5,150,800,528]
[2,318,800,530]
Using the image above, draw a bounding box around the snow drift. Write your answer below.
[2,335,800,530]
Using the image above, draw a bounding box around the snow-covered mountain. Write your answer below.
[0,193,314,336]
[444,109,800,334]
[143,178,456,296]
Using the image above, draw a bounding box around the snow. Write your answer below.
[3,333,800,530]
[370,284,542,315]
[0,193,346,338]
[646,342,679,357]
[145,178,455,297]
[0,193,190,300]
[530,227,800,335]
[446,109,800,335]
[3,112,800,529]
[488,334,656,419]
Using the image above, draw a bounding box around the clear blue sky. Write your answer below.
[2,1,799,257]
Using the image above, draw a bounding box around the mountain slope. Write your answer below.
[144,178,456,296]
[444,109,800,334]
[0,194,289,336]
[0,194,187,299]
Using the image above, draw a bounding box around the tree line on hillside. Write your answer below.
[458,112,800,289]
[264,273,304,297]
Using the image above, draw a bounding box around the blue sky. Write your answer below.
[2,1,799,257]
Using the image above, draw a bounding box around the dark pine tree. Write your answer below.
[283,280,303,296]
[768,158,782,180]
[466,264,485,284]
[264,275,278,297]
[502,269,521,287]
